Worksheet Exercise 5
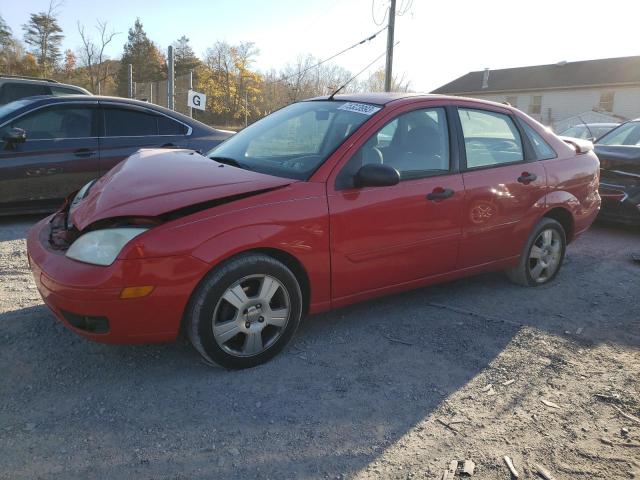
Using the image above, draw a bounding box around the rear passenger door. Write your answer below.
[455,106,548,268]
[97,104,190,174]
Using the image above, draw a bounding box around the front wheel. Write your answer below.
[185,254,303,369]
[506,218,566,286]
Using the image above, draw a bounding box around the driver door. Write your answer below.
[327,105,464,305]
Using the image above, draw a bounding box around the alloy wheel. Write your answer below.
[211,274,291,357]
[528,228,562,283]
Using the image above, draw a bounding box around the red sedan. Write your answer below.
[27,93,601,369]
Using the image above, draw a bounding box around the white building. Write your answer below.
[431,56,640,129]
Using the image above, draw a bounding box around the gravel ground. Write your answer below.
[0,216,639,480]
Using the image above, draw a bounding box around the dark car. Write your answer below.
[0,95,233,215]
[593,119,640,225]
[559,122,619,143]
[0,75,90,105]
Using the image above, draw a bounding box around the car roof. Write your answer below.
[305,92,515,110]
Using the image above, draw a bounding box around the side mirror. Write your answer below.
[354,163,400,188]
[3,127,27,146]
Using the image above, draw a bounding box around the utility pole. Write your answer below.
[167,45,175,110]
[384,0,396,92]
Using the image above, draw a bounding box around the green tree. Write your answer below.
[0,14,11,48]
[22,0,64,76]
[173,35,199,76]
[116,18,165,96]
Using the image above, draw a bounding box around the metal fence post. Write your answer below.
[189,70,193,118]
[167,46,175,110]
[128,64,133,98]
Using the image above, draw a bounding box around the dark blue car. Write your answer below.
[0,95,233,215]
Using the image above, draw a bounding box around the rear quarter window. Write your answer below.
[520,120,556,160]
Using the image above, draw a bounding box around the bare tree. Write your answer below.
[22,0,64,76]
[77,20,119,93]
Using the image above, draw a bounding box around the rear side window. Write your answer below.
[0,83,50,104]
[458,108,524,168]
[520,121,556,160]
[7,105,94,139]
[158,115,187,135]
[104,108,158,136]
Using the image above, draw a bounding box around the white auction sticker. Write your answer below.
[337,102,381,116]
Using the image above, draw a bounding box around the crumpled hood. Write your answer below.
[594,145,640,174]
[71,149,294,230]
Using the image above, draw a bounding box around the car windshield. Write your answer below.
[597,121,640,146]
[0,98,34,121]
[206,100,381,180]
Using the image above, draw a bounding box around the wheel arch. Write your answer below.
[542,206,575,243]
[183,247,313,332]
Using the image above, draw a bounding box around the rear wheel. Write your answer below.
[186,254,303,369]
[506,218,566,286]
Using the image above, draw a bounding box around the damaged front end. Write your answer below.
[596,146,640,226]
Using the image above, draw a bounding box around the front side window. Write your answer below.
[207,101,377,180]
[104,108,158,137]
[597,121,640,146]
[4,105,94,140]
[336,107,450,189]
[458,108,524,168]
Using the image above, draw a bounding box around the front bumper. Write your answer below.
[27,215,211,344]
[598,183,640,226]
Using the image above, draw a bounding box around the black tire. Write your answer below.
[185,253,303,369]
[505,218,567,287]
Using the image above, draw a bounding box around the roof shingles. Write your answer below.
[431,56,640,94]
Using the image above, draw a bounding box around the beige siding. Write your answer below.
[464,86,640,127]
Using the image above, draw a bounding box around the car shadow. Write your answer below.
[0,223,638,479]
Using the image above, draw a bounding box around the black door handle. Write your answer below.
[74,148,96,158]
[426,187,455,201]
[517,172,537,184]
[161,143,176,148]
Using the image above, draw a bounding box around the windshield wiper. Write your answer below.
[209,156,248,169]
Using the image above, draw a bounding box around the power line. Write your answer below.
[372,0,389,26]
[266,26,387,86]
[329,41,400,98]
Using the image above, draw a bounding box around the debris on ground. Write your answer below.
[614,405,640,425]
[540,398,561,409]
[503,456,519,478]
[441,459,475,479]
[533,463,556,480]
[460,459,475,476]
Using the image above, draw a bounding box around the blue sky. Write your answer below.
[3,0,640,92]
